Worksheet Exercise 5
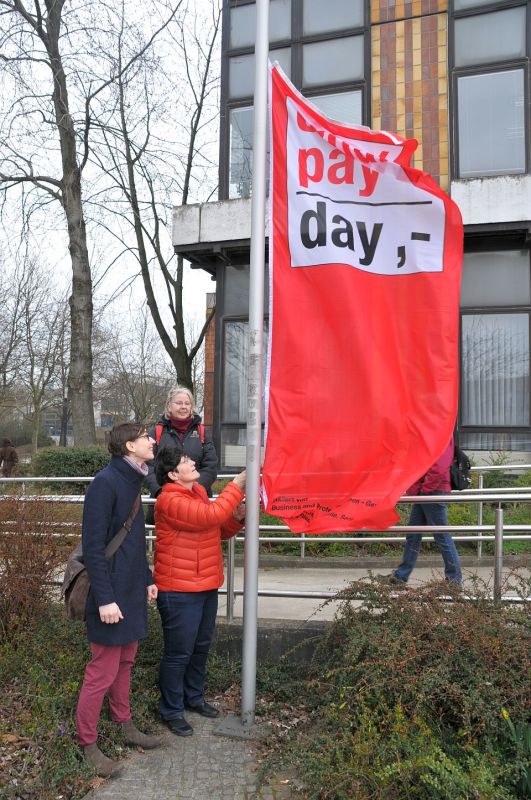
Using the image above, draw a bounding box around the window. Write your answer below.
[223,0,367,199]
[221,318,268,468]
[229,107,254,199]
[302,36,364,88]
[309,90,363,125]
[229,0,291,49]
[302,0,364,35]
[453,1,529,179]
[229,48,291,99]
[457,70,525,178]
[454,7,526,67]
[460,249,531,451]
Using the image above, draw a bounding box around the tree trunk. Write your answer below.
[48,4,96,445]
[31,405,41,461]
[60,396,69,446]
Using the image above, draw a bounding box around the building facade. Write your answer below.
[177,0,531,470]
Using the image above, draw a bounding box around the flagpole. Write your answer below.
[241,0,269,729]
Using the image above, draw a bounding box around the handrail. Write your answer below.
[1,477,529,610]
[0,462,530,484]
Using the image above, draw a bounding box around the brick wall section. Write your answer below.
[371,0,449,190]
[203,295,216,428]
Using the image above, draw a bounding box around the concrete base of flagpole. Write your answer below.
[213,714,269,740]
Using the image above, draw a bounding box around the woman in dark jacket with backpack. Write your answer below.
[76,423,162,777]
[145,386,218,501]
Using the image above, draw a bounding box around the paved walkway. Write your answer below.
[217,558,528,620]
[83,712,293,800]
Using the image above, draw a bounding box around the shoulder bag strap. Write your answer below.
[104,493,142,560]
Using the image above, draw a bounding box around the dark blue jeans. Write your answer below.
[395,495,462,585]
[156,589,218,720]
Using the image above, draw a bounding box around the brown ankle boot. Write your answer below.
[121,720,164,749]
[83,743,122,777]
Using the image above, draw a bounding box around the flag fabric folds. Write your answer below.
[261,64,463,534]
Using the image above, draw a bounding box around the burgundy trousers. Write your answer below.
[76,641,138,746]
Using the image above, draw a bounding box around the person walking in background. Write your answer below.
[0,438,18,477]
[378,438,462,588]
[76,423,163,777]
[145,386,218,501]
[154,445,245,736]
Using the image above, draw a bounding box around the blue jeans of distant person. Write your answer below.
[157,589,218,721]
[394,493,462,585]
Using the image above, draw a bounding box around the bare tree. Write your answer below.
[97,307,174,424]
[0,0,183,443]
[14,259,69,457]
[0,258,25,420]
[90,0,220,389]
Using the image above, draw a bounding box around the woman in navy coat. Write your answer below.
[76,423,163,777]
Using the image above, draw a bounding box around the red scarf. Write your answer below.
[170,416,193,442]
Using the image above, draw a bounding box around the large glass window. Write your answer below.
[459,248,531,451]
[302,0,364,35]
[460,251,531,307]
[229,107,253,199]
[457,69,525,178]
[223,264,269,315]
[229,0,291,49]
[220,428,265,469]
[453,1,528,180]
[310,90,363,125]
[461,313,529,427]
[454,0,506,9]
[229,47,291,99]
[222,320,268,423]
[303,35,364,88]
[454,7,526,67]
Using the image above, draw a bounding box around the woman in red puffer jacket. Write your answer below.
[154,444,245,737]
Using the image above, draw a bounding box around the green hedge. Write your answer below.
[32,446,110,492]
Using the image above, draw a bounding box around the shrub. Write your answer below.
[261,580,531,799]
[0,498,66,642]
[32,446,110,493]
[294,702,514,800]
[314,582,530,742]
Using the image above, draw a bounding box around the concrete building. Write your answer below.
[174,0,531,470]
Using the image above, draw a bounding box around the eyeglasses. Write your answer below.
[136,433,151,441]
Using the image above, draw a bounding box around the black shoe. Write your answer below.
[166,718,193,736]
[375,573,407,588]
[184,702,220,719]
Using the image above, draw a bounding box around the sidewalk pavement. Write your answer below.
[82,712,294,800]
[217,559,529,620]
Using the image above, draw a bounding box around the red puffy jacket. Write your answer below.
[154,480,243,592]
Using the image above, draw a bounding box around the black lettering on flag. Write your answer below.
[397,245,406,268]
[331,215,354,250]
[411,232,431,241]
[300,201,327,248]
[356,221,383,266]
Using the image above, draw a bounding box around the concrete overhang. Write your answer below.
[451,174,531,230]
[172,197,266,275]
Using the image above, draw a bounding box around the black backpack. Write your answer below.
[450,445,472,490]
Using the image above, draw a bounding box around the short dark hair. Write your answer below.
[108,422,145,457]
[155,445,184,486]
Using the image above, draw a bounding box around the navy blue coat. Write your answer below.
[82,457,153,646]
[145,414,218,497]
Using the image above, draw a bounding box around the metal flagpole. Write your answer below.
[241,0,269,729]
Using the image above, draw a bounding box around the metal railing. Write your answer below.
[1,464,530,616]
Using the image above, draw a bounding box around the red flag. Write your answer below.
[261,65,463,534]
